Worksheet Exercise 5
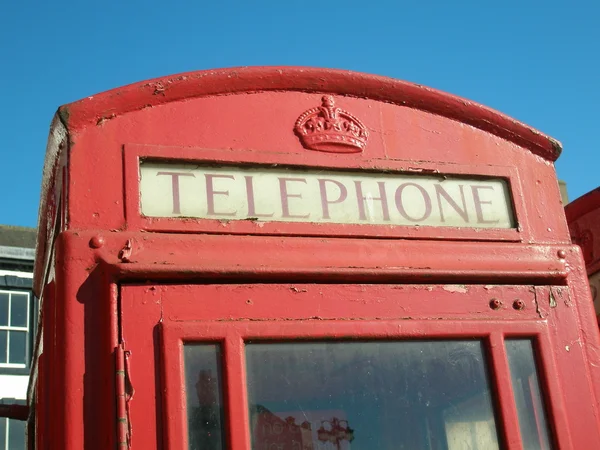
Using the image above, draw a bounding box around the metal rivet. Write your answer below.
[557,250,567,259]
[89,235,105,249]
[513,299,526,310]
[489,299,502,310]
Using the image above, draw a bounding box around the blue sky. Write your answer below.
[1,1,598,227]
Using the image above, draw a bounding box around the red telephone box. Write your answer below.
[566,187,600,326]
[23,67,600,449]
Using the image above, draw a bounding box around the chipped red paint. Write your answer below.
[26,67,600,450]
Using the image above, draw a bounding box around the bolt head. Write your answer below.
[557,250,567,259]
[513,299,526,310]
[89,235,105,249]
[489,299,502,310]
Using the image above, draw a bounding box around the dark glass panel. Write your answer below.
[246,341,500,450]
[0,292,9,326]
[184,344,225,450]
[8,331,27,365]
[0,418,6,448]
[506,340,553,450]
[0,330,7,364]
[8,418,26,449]
[10,293,28,328]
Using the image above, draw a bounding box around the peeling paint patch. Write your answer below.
[443,285,468,293]
[534,291,547,319]
[96,114,116,126]
[152,82,166,95]
[549,290,557,308]
[290,286,307,293]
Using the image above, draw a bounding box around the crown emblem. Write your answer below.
[294,96,369,153]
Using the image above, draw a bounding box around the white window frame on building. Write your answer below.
[0,289,32,370]
[0,238,37,450]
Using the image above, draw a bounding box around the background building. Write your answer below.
[559,180,569,205]
[0,225,36,450]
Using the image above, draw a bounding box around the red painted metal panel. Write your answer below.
[489,333,525,450]
[121,283,597,449]
[121,283,162,450]
[35,227,595,449]
[54,231,571,284]
[25,67,600,450]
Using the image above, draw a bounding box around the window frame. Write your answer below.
[160,319,566,450]
[0,287,36,375]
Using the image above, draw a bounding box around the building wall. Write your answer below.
[0,228,37,450]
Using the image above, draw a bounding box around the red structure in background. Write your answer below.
[317,418,354,450]
[566,187,600,326]
[1,67,600,449]
[254,411,314,450]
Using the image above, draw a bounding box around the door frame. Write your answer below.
[121,283,570,450]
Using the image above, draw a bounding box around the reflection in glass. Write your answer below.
[9,331,26,365]
[246,341,500,450]
[0,293,8,326]
[184,344,225,450]
[506,340,554,450]
[0,331,6,363]
[10,293,29,328]
[8,418,26,449]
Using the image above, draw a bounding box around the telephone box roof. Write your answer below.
[57,66,562,162]
[34,66,565,295]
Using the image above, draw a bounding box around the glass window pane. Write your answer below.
[506,340,553,450]
[8,418,26,449]
[246,341,500,450]
[9,331,27,365]
[0,330,7,364]
[184,344,225,450]
[10,293,29,328]
[0,292,8,326]
[0,417,6,447]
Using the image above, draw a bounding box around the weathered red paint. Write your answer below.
[26,67,600,449]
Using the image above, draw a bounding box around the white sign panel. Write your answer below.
[139,162,515,228]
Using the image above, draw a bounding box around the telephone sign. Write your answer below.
[140,162,514,228]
